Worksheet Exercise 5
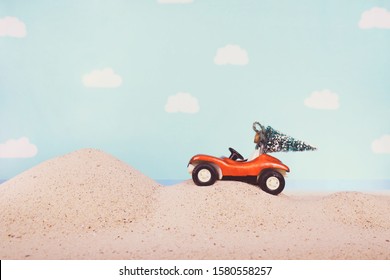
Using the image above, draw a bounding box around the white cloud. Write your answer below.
[82,68,122,88]
[214,44,249,65]
[304,89,340,110]
[165,92,199,113]
[0,137,38,158]
[359,7,390,29]
[0,16,26,38]
[157,0,193,3]
[372,135,390,154]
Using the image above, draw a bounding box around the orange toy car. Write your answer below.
[187,147,290,195]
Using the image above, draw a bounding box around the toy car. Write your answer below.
[187,147,290,195]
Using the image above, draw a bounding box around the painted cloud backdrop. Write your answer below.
[0,0,389,186]
[83,68,122,88]
[0,16,26,38]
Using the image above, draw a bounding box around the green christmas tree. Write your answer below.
[253,122,317,153]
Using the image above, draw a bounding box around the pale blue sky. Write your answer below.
[1,0,389,184]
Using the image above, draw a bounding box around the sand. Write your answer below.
[1,148,389,259]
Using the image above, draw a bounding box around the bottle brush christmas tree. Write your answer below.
[253,121,317,153]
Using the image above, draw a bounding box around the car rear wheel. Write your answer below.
[258,170,285,195]
[192,164,217,186]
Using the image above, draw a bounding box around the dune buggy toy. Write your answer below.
[187,122,316,195]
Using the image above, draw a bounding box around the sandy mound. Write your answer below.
[135,182,390,259]
[321,192,390,229]
[0,149,159,239]
[1,149,389,259]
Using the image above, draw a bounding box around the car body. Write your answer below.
[187,148,290,195]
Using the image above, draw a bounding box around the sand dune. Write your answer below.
[0,149,158,238]
[1,149,389,259]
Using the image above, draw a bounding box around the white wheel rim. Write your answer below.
[266,176,280,190]
[198,169,212,183]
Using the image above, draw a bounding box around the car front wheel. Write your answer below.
[258,170,285,195]
[192,164,217,186]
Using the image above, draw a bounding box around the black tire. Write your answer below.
[192,164,217,186]
[258,170,285,195]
